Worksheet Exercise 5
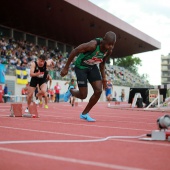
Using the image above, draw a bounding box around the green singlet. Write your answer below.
[74,38,108,69]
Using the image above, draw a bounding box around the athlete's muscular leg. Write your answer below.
[71,80,102,114]
[36,83,47,100]
[70,87,88,99]
[81,80,102,114]
[27,86,36,107]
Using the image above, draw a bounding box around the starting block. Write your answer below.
[10,103,23,117]
[26,103,39,117]
[10,103,39,118]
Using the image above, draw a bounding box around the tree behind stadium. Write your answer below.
[113,55,141,75]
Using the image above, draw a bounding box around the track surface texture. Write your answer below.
[0,102,170,170]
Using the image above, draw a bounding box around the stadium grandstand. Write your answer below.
[0,0,160,101]
[0,26,152,87]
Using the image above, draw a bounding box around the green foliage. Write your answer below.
[113,55,142,74]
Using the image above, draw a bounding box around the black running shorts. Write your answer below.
[30,77,46,88]
[75,65,102,87]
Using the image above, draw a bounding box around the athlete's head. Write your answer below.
[37,55,46,67]
[102,31,116,51]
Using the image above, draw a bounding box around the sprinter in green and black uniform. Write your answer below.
[60,31,116,122]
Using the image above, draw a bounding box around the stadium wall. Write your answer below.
[1,76,130,102]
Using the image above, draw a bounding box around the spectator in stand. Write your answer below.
[3,84,8,95]
[21,56,28,68]
[0,35,78,85]
[54,82,61,102]
[3,84,9,103]
[121,89,125,102]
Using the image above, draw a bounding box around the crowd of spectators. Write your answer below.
[105,64,152,87]
[0,36,151,87]
[0,37,76,80]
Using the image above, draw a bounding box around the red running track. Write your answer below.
[0,101,170,170]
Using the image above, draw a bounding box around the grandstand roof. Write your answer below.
[0,0,161,58]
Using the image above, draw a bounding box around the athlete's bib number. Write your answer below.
[37,72,44,78]
[83,57,103,65]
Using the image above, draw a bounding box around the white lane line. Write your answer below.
[0,117,152,132]
[0,126,170,147]
[0,113,157,125]
[19,113,157,125]
[0,125,139,139]
[0,147,144,170]
[40,108,161,117]
[0,135,146,144]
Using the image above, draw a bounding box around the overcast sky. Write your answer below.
[89,0,170,85]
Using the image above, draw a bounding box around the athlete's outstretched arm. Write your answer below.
[60,40,97,77]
